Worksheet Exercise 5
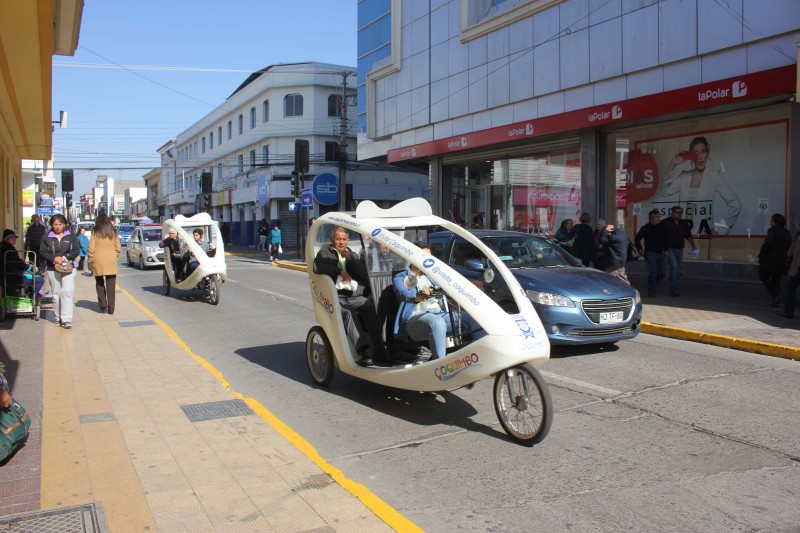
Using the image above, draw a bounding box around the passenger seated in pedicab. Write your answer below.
[182,228,211,279]
[1,229,44,296]
[392,243,484,364]
[159,228,184,282]
[314,226,387,367]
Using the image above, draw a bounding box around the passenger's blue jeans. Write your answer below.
[667,248,683,292]
[644,250,667,296]
[405,309,481,359]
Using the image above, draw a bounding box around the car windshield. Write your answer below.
[479,235,581,268]
[118,225,135,233]
[142,229,162,241]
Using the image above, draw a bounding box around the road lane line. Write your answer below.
[539,370,622,396]
[256,288,296,300]
[118,286,420,532]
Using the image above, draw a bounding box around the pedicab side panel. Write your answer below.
[306,200,550,392]
[162,213,227,290]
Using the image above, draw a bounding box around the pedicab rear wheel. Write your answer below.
[493,363,553,446]
[162,270,170,296]
[306,326,334,386]
[208,276,220,305]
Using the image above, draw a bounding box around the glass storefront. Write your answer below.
[611,104,791,262]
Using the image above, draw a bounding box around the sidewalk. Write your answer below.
[1,251,798,532]
[0,271,411,532]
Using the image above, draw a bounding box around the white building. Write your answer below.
[161,61,427,248]
[357,0,800,263]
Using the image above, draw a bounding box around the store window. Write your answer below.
[610,105,790,262]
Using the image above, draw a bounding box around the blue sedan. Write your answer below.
[117,224,136,246]
[428,230,642,346]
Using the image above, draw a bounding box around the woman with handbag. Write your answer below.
[39,214,79,328]
[88,214,120,314]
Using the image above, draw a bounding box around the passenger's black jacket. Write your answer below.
[314,243,370,297]
[634,222,668,253]
[39,230,79,269]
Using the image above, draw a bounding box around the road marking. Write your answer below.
[256,288,296,300]
[539,370,622,396]
[118,286,420,532]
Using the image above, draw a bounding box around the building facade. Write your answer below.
[357,0,800,264]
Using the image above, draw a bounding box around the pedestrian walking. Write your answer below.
[664,205,698,296]
[257,221,268,251]
[634,209,669,297]
[39,214,79,328]
[270,224,282,264]
[24,214,46,274]
[592,218,607,270]
[572,212,595,266]
[77,226,89,271]
[600,222,629,283]
[88,214,120,314]
[779,229,800,318]
[758,213,791,307]
[554,219,576,253]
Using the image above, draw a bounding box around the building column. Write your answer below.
[429,155,442,216]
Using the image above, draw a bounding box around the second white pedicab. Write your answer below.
[162,213,226,305]
[305,198,554,445]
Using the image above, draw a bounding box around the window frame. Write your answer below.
[284,93,304,117]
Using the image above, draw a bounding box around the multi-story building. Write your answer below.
[357,0,800,265]
[160,61,427,247]
[142,168,162,222]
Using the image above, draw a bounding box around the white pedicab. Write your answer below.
[305,198,554,445]
[162,213,226,305]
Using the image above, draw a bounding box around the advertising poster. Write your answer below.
[625,121,788,236]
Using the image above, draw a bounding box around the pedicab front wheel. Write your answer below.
[493,363,553,446]
[162,270,170,296]
[306,326,334,386]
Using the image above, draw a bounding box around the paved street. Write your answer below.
[1,248,799,532]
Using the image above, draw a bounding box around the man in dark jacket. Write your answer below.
[313,226,385,366]
[635,209,669,297]
[600,222,629,283]
[664,206,698,296]
[24,214,46,272]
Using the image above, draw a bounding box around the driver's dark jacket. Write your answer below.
[314,244,370,297]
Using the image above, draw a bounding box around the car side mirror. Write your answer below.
[483,268,495,284]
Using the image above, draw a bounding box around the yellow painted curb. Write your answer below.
[641,322,800,361]
[276,261,308,273]
[118,285,422,533]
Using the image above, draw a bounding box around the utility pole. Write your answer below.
[338,71,354,211]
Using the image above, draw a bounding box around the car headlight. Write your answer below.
[526,289,574,307]
[145,245,156,252]
[635,290,641,304]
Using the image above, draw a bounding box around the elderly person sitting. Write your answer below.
[1,229,44,296]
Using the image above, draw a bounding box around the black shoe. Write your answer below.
[99,307,107,314]
[357,357,374,367]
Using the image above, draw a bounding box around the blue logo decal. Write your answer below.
[371,228,381,237]
[513,315,535,339]
[423,258,435,268]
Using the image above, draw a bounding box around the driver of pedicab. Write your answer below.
[159,228,185,282]
[393,243,483,362]
[314,226,387,367]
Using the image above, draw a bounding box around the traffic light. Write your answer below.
[290,172,301,198]
[294,139,309,174]
[201,172,213,194]
[62,169,74,192]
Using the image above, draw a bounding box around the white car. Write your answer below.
[126,224,164,269]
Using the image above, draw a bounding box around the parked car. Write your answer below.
[75,221,94,238]
[126,224,164,270]
[117,224,136,246]
[427,230,642,346]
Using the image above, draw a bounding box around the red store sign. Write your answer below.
[387,65,795,163]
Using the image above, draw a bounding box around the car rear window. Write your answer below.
[142,229,162,241]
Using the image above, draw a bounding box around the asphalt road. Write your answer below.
[115,253,800,532]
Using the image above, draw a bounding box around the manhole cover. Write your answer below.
[0,503,105,533]
[180,399,254,422]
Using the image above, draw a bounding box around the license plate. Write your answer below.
[599,311,624,324]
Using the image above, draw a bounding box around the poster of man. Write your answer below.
[626,120,788,237]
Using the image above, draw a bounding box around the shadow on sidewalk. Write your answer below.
[236,342,513,444]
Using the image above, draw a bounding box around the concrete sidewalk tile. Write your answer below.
[139,472,193,493]
[192,481,249,506]
[261,492,328,531]
[300,483,377,523]
[145,487,201,514]
[153,506,216,533]
[203,497,261,529]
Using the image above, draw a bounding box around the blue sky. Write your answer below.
[53,0,357,197]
